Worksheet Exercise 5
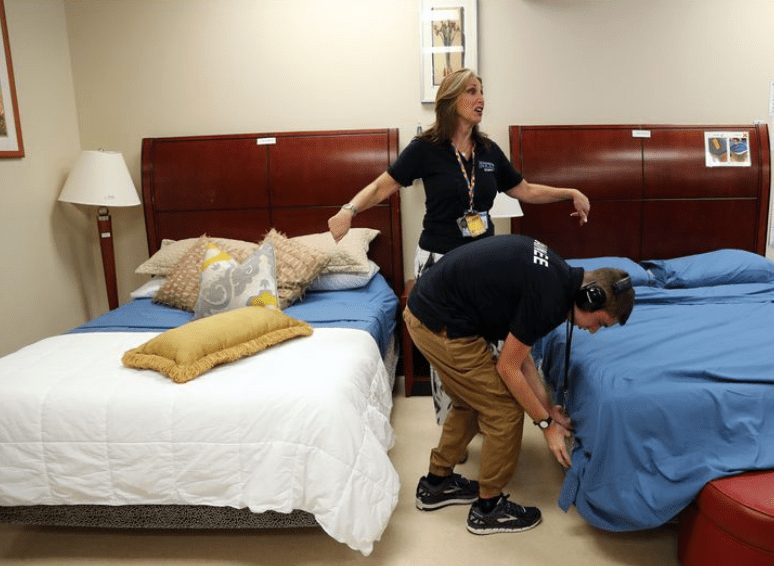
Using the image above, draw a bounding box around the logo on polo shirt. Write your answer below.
[479,161,495,172]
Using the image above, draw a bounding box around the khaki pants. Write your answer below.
[403,307,524,498]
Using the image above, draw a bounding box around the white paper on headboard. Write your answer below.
[770,199,774,247]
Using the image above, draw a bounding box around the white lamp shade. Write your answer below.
[489,192,524,218]
[58,150,140,207]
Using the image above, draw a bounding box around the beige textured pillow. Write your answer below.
[136,237,259,276]
[135,239,197,275]
[262,229,330,308]
[153,235,257,311]
[292,228,379,274]
[122,306,313,383]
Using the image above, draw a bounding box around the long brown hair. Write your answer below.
[418,68,490,148]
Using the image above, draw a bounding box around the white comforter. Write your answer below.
[0,328,399,556]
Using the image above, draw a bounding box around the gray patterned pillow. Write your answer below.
[193,241,279,319]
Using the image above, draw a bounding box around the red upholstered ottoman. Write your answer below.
[678,470,774,566]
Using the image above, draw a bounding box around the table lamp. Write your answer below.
[58,150,140,310]
[489,192,524,218]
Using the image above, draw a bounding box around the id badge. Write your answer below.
[457,211,488,238]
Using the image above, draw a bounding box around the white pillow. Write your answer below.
[307,260,380,291]
[130,276,168,299]
[291,228,379,274]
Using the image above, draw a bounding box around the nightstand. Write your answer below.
[400,279,430,396]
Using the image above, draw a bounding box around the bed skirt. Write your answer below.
[0,505,318,529]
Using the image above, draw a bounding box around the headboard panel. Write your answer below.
[509,124,770,261]
[142,128,404,295]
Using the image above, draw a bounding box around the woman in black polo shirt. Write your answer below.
[328,68,590,424]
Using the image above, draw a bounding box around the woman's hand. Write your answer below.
[328,209,353,243]
[571,190,590,225]
[327,172,402,243]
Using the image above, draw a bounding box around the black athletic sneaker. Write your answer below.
[466,494,542,534]
[415,473,479,510]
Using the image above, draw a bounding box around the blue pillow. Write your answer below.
[641,249,774,288]
[566,256,652,287]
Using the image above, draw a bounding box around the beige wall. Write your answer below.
[2,0,774,356]
[0,0,85,356]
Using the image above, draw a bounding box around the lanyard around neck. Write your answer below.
[453,143,476,212]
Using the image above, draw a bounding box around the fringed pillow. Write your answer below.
[122,306,312,383]
[262,229,329,308]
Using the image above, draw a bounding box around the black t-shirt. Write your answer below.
[407,235,584,345]
[387,137,524,254]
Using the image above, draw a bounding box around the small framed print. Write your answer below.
[704,131,750,167]
[420,0,478,103]
[0,0,24,158]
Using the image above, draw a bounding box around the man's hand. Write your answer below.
[549,404,572,431]
[544,422,573,468]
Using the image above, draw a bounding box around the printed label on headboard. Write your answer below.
[256,138,277,145]
[632,130,651,138]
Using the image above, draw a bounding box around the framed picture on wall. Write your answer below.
[0,0,24,158]
[420,0,478,103]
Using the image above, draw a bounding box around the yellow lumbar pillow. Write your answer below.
[122,306,312,383]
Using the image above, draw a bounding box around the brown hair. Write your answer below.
[418,68,490,148]
[585,268,636,325]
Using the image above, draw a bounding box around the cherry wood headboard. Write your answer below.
[509,124,770,260]
[141,128,404,295]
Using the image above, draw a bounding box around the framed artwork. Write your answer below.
[0,0,23,158]
[704,131,751,167]
[420,0,478,103]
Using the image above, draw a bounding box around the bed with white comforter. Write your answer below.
[0,325,397,555]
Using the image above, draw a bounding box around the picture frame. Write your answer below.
[704,131,751,167]
[419,0,478,103]
[0,0,24,158]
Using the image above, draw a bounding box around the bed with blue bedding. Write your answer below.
[508,122,773,533]
[532,249,774,531]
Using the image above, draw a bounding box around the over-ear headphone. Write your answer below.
[575,275,632,312]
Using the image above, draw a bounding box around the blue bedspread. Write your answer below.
[71,274,399,358]
[533,259,774,531]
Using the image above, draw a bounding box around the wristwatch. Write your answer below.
[533,416,553,430]
[341,203,358,217]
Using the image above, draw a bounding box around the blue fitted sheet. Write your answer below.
[533,274,774,531]
[71,274,399,358]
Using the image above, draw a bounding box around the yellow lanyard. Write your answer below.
[453,144,476,212]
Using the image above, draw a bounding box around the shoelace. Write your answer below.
[497,494,526,514]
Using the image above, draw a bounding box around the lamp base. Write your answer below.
[96,207,119,310]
